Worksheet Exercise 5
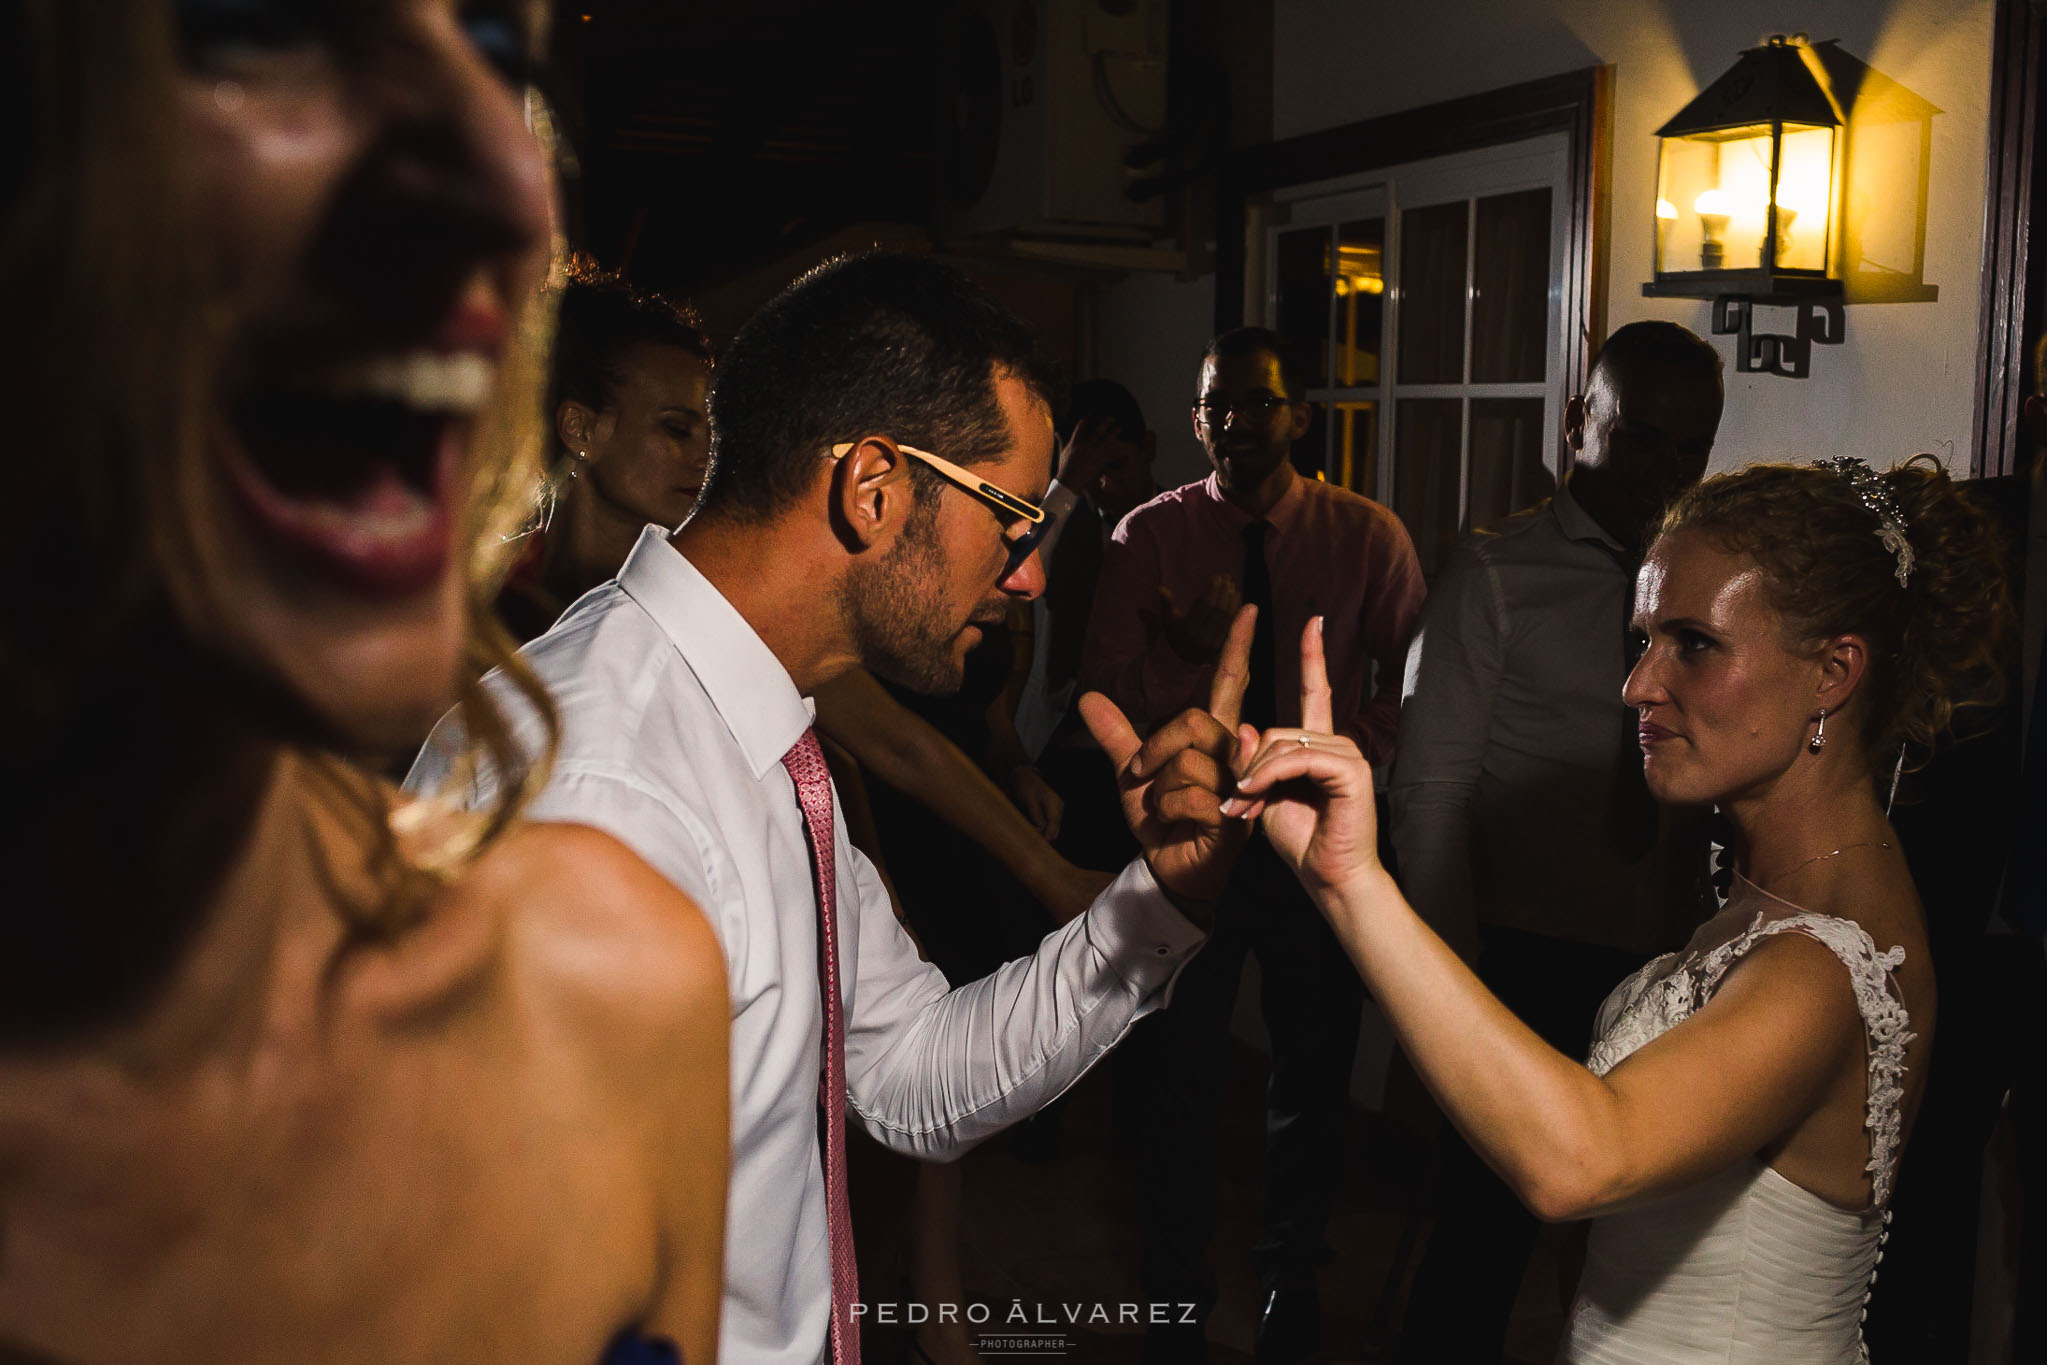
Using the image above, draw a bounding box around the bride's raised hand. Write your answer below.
[1220,617,1383,897]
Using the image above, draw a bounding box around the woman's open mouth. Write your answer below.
[223,350,495,599]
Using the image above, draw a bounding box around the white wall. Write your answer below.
[1091,270,1218,490]
[1273,0,1997,476]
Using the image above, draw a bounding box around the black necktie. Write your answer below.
[1242,521,1276,730]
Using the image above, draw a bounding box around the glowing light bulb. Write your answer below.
[1655,198,1678,268]
[1694,189,1732,269]
[1768,197,1799,264]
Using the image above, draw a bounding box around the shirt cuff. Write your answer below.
[1083,856,1209,996]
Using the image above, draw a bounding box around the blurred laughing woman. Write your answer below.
[0,4,726,1363]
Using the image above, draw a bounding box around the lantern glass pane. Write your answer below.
[1771,124,1835,272]
[1657,122,1772,274]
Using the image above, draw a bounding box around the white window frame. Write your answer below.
[1263,133,1572,520]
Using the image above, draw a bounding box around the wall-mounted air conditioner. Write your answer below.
[936,0,1170,242]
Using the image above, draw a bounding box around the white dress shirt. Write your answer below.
[406,526,1205,1365]
[1390,484,1707,956]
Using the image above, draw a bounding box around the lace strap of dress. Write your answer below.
[1696,913,1914,1206]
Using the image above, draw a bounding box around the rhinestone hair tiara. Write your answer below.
[1815,456,1914,587]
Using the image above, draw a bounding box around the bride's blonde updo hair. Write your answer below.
[1654,454,2013,770]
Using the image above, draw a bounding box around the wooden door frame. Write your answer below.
[1215,66,1613,468]
[1974,0,2047,478]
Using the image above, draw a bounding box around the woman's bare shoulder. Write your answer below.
[1742,852,1928,965]
[1791,854,1932,993]
[349,822,727,1059]
[479,823,726,1019]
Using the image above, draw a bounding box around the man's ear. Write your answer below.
[1286,400,1313,442]
[2023,394,2047,449]
[1564,393,1588,454]
[831,438,919,552]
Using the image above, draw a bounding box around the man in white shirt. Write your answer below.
[1390,320,1723,1362]
[408,253,1246,1365]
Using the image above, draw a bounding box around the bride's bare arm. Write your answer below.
[1227,621,1862,1222]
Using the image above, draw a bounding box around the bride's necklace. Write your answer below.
[1757,839,1894,889]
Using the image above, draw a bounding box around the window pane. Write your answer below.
[1397,201,1468,384]
[1334,219,1385,387]
[1471,188,1551,383]
[1274,227,1332,389]
[1394,398,1462,576]
[1332,399,1377,495]
[1295,400,1329,479]
[1468,398,1553,534]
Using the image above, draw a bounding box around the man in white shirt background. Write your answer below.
[1389,320,1724,1362]
[409,252,1250,1365]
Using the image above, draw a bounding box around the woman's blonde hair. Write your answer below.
[1655,455,2014,772]
[0,0,557,1036]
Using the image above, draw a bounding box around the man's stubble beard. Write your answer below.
[839,510,970,697]
[1207,434,1286,495]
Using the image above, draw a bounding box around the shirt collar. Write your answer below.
[1551,479,1628,554]
[1198,467,1305,530]
[616,525,816,782]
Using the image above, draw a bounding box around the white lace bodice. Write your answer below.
[1562,883,1914,1364]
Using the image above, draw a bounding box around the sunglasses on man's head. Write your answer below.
[829,439,1049,579]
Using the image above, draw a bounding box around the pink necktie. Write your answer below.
[782,730,862,1365]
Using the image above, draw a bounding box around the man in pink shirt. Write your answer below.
[1082,326,1424,1364]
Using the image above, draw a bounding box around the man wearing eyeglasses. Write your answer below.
[1082,325,1424,1364]
[409,253,1255,1365]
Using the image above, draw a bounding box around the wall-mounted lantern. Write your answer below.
[1644,35,1846,378]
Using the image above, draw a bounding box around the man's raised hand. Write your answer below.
[1078,604,1258,907]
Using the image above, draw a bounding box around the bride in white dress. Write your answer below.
[1220,456,2010,1363]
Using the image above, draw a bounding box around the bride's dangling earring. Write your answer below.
[1809,707,1828,754]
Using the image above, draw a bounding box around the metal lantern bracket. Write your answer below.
[1710,295,1844,379]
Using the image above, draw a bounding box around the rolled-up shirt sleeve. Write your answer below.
[842,854,1205,1161]
[1389,541,1504,956]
